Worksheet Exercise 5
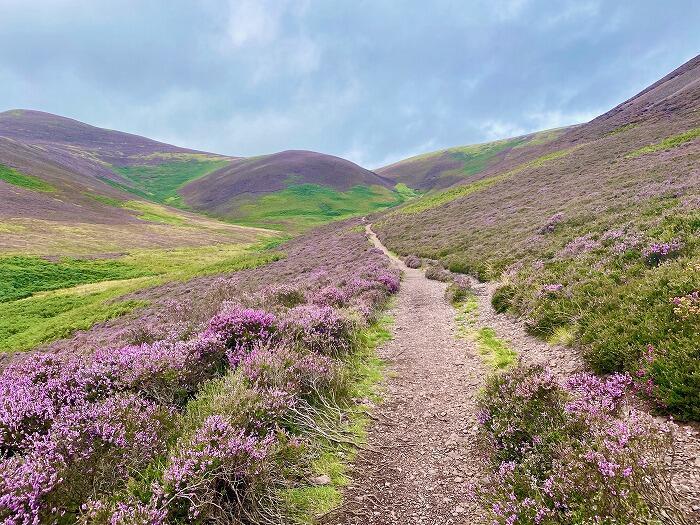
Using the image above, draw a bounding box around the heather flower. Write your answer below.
[309,285,348,307]
[475,364,678,524]
[541,283,563,294]
[0,395,170,524]
[280,304,356,355]
[162,416,273,522]
[558,234,600,257]
[538,212,565,234]
[642,239,683,266]
[206,306,277,365]
[108,501,167,525]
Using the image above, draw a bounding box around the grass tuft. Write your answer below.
[454,292,516,369]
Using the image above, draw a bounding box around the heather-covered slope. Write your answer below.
[374,54,700,419]
[0,109,232,212]
[0,111,412,231]
[377,127,573,191]
[181,150,414,230]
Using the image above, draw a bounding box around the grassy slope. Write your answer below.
[0,163,55,192]
[0,241,284,352]
[110,155,230,207]
[377,128,568,190]
[375,79,700,419]
[230,183,418,231]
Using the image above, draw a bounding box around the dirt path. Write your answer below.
[323,226,488,524]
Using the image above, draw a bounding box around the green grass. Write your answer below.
[626,127,700,158]
[396,146,579,215]
[447,137,527,176]
[280,312,394,522]
[0,163,55,192]
[111,158,230,206]
[606,123,638,136]
[0,243,283,352]
[454,292,516,369]
[0,255,155,302]
[233,183,414,231]
[82,192,124,207]
[121,201,187,225]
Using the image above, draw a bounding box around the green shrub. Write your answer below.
[491,284,515,313]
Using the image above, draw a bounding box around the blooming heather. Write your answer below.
[162,416,273,522]
[642,239,683,266]
[0,222,402,523]
[280,304,355,356]
[475,365,677,524]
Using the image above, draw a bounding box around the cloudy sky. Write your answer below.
[1,1,699,167]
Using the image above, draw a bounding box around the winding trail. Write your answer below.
[323,226,488,525]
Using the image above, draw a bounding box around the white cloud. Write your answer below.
[223,0,283,48]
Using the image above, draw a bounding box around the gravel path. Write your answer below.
[323,226,488,525]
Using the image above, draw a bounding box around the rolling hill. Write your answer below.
[377,126,574,191]
[181,149,413,230]
[374,54,700,419]
[0,110,412,232]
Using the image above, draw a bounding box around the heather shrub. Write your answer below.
[476,364,681,524]
[280,304,357,356]
[424,265,452,282]
[240,345,338,405]
[445,277,472,304]
[162,415,275,523]
[642,239,683,266]
[403,254,421,268]
[375,271,400,294]
[309,285,348,307]
[266,284,307,308]
[93,333,227,406]
[206,305,277,365]
[537,212,565,234]
[0,395,171,524]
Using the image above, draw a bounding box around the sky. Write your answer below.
[1,1,699,168]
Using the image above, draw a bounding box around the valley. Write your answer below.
[0,49,698,525]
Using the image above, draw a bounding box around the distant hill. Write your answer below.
[181,150,411,230]
[0,110,411,232]
[377,127,576,191]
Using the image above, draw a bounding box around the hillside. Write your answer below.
[181,149,413,229]
[0,110,412,231]
[377,127,574,191]
[374,54,700,419]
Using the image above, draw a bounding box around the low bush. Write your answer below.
[445,277,471,304]
[425,265,452,282]
[403,254,421,268]
[491,284,515,313]
[475,364,683,524]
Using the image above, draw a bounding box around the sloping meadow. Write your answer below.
[0,220,400,524]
